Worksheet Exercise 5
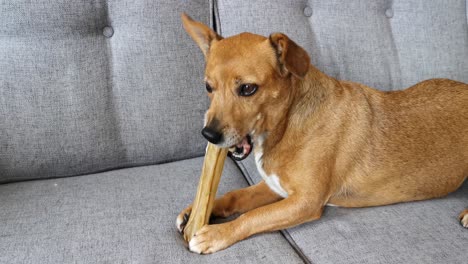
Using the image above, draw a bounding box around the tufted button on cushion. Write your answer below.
[385,8,394,18]
[102,26,114,37]
[303,6,313,17]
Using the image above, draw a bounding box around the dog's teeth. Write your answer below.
[232,152,245,160]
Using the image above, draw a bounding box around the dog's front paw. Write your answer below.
[188,223,236,254]
[459,209,468,228]
[176,206,192,233]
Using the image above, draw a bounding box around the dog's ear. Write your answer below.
[181,13,222,58]
[269,33,310,78]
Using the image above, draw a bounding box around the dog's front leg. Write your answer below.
[177,181,282,233]
[188,193,324,254]
[212,181,283,217]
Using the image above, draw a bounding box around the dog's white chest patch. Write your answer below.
[254,151,288,198]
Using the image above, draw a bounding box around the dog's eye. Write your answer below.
[205,83,213,93]
[239,84,258,96]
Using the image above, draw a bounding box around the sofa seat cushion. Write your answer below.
[0,157,303,264]
[237,156,468,264]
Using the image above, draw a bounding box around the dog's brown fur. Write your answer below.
[178,14,468,254]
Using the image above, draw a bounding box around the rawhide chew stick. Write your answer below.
[183,143,228,242]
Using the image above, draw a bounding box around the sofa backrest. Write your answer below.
[0,1,212,182]
[216,0,468,91]
[2,0,467,183]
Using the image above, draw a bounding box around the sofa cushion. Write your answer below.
[216,0,468,91]
[0,1,210,182]
[237,155,468,264]
[0,157,304,264]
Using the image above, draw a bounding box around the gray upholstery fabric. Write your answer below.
[237,155,468,264]
[0,157,303,264]
[216,0,468,91]
[0,1,210,182]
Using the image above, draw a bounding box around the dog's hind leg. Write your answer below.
[459,209,468,228]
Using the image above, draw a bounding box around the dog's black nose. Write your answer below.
[201,126,223,144]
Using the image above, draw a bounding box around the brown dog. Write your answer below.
[177,13,468,254]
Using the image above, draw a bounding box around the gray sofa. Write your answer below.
[1,1,467,263]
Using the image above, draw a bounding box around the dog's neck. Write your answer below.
[262,65,340,151]
[291,64,340,117]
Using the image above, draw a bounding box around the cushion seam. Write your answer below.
[0,154,205,185]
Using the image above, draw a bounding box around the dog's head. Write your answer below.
[182,13,310,160]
